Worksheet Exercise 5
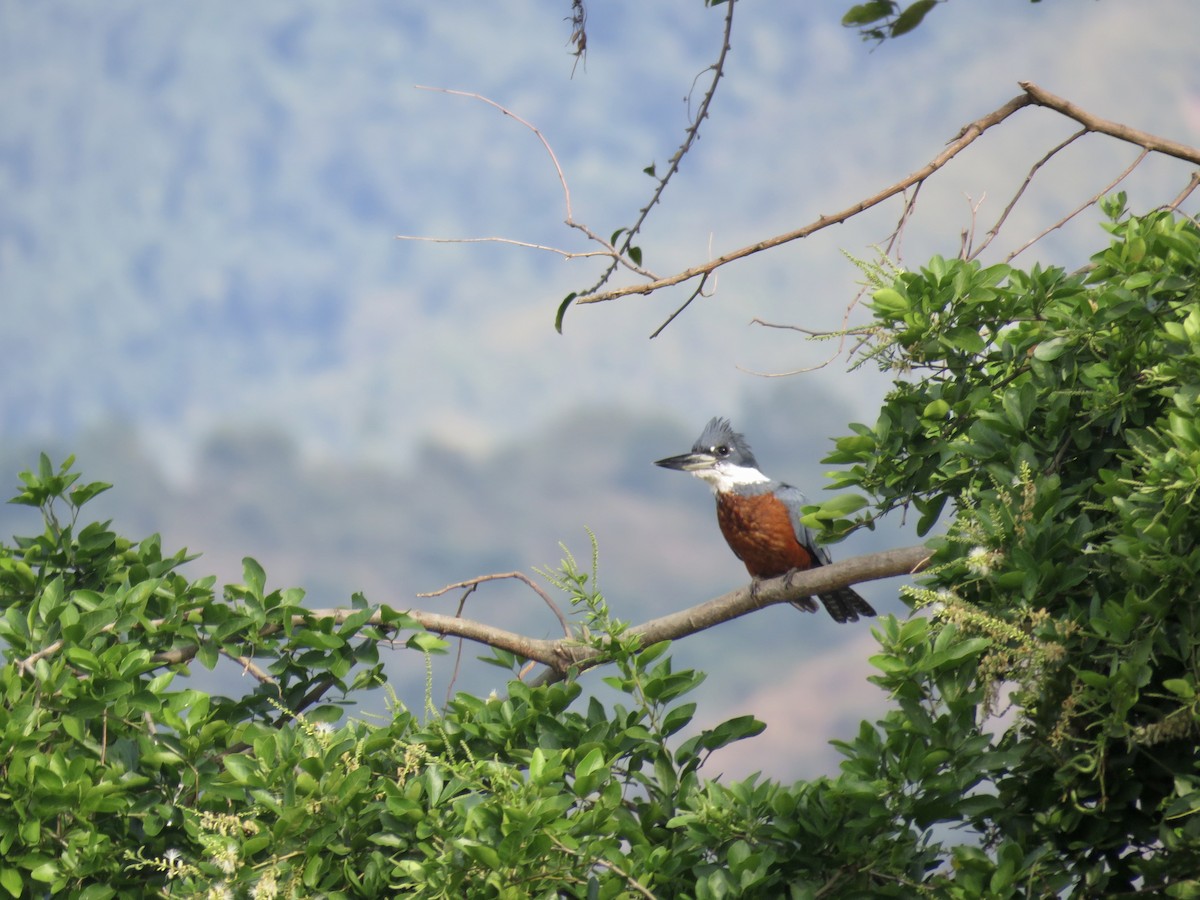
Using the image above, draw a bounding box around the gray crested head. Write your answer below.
[654,416,770,491]
[693,417,758,469]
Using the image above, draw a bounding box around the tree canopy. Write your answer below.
[4,2,1200,897]
[4,206,1200,896]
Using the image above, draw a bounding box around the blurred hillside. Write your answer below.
[0,389,911,779]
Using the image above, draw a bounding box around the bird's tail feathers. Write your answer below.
[817,586,876,624]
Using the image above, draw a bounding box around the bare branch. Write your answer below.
[419,570,571,638]
[392,233,616,262]
[1005,147,1150,263]
[741,304,877,377]
[630,544,931,646]
[221,648,278,686]
[884,182,923,263]
[572,81,1200,309]
[572,91,1036,306]
[1018,82,1200,165]
[398,88,658,281]
[1165,170,1200,213]
[568,0,587,73]
[967,128,1086,260]
[528,543,933,684]
[413,85,575,220]
[577,0,738,299]
[648,272,714,339]
[17,544,930,691]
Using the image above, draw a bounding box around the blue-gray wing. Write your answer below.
[776,483,875,622]
[774,484,833,566]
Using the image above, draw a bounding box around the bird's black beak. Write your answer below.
[654,452,717,472]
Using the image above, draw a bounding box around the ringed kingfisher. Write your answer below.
[655,417,875,623]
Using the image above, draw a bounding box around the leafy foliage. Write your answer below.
[0,470,822,898]
[821,205,1200,895]
[841,0,1044,43]
[3,209,1200,896]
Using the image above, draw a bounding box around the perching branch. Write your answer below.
[416,542,932,682]
[14,543,930,688]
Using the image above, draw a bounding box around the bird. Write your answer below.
[654,416,875,623]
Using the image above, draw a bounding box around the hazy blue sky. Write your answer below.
[5,2,1197,474]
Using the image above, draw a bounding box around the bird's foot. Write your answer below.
[783,569,819,614]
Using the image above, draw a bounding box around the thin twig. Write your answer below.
[445,584,478,704]
[419,570,571,638]
[1164,170,1200,213]
[968,128,1086,260]
[400,88,658,281]
[884,182,923,264]
[548,835,658,899]
[414,85,574,219]
[392,234,616,261]
[574,81,1200,307]
[1005,147,1150,262]
[220,648,277,686]
[736,331,875,378]
[577,0,738,300]
[648,272,713,339]
[574,92,1036,306]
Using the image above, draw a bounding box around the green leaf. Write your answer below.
[809,493,869,521]
[576,746,606,780]
[842,1,896,27]
[891,0,938,36]
[406,632,448,653]
[294,630,345,651]
[870,287,909,314]
[0,868,22,898]
[555,292,577,334]
[457,840,501,870]
[922,399,950,420]
[1163,678,1195,699]
[68,481,112,508]
[1032,336,1068,361]
[242,557,267,600]
[224,754,260,784]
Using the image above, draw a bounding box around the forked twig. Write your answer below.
[1005,147,1150,262]
[397,87,657,280]
[418,570,571,638]
[1165,171,1200,213]
[572,91,1037,306]
[571,82,1200,308]
[578,0,739,299]
[967,128,1086,260]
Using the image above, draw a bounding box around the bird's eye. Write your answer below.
[714,445,729,457]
